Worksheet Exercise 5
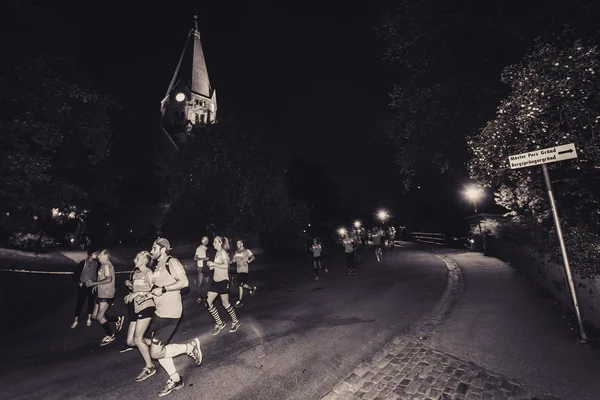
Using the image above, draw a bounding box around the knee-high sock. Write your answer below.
[157,357,180,382]
[101,322,113,336]
[105,313,118,322]
[224,304,239,324]
[207,305,223,325]
[164,343,188,358]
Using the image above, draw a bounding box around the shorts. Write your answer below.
[312,256,322,262]
[373,244,381,250]
[237,273,249,286]
[149,314,180,346]
[128,302,155,321]
[96,297,115,306]
[209,279,230,294]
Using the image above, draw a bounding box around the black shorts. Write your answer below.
[128,302,155,321]
[237,273,249,286]
[96,297,115,306]
[312,256,321,262]
[209,279,230,294]
[149,314,180,346]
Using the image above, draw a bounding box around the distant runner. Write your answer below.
[232,240,256,307]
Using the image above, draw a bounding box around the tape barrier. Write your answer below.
[0,269,134,275]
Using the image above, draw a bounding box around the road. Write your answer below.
[0,244,447,400]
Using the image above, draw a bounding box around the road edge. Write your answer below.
[320,253,464,399]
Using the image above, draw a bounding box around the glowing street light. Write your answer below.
[376,209,389,223]
[353,220,362,229]
[463,185,486,255]
[338,227,347,237]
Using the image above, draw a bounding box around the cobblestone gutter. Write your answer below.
[320,255,560,400]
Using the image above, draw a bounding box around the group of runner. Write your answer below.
[71,236,256,397]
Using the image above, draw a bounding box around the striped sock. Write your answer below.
[207,305,223,326]
[224,304,239,324]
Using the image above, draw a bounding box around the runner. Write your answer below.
[204,236,241,335]
[136,238,201,397]
[194,236,211,304]
[71,250,98,329]
[372,228,383,263]
[232,239,256,307]
[311,237,327,280]
[85,249,124,346]
[342,234,356,274]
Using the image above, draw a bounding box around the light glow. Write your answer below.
[338,228,347,236]
[464,185,484,202]
[175,93,186,102]
[353,220,362,228]
[377,210,389,222]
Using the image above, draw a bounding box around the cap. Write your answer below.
[153,237,172,251]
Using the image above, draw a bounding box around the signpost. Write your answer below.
[508,143,587,343]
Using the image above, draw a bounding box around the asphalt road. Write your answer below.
[0,243,447,400]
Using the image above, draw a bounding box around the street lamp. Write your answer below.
[376,209,389,224]
[338,227,347,237]
[353,220,361,229]
[464,185,486,255]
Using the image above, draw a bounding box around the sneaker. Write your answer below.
[229,321,241,333]
[158,378,184,397]
[234,300,244,307]
[314,276,319,281]
[352,270,356,275]
[100,335,115,346]
[212,322,226,336]
[187,338,202,366]
[324,269,329,273]
[135,365,156,382]
[70,320,78,329]
[119,345,135,353]
[115,316,125,332]
[250,286,257,296]
[86,318,92,327]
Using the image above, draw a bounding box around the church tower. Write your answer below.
[160,15,217,142]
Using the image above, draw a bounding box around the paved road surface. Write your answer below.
[0,245,447,400]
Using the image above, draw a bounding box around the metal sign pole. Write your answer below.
[541,164,588,343]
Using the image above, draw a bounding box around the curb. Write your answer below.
[320,253,464,399]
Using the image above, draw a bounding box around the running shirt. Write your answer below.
[212,249,230,282]
[372,233,381,246]
[343,238,355,253]
[195,245,208,268]
[79,258,97,283]
[311,243,322,258]
[152,257,186,319]
[132,269,153,293]
[96,262,115,299]
[233,249,253,273]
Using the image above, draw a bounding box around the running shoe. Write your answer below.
[86,318,92,327]
[314,276,319,281]
[324,268,329,273]
[100,335,115,346]
[234,300,244,307]
[158,378,184,397]
[187,338,202,366]
[250,286,257,296]
[115,316,125,332]
[119,345,135,353]
[229,321,241,333]
[212,322,226,336]
[135,365,156,382]
[70,320,78,329]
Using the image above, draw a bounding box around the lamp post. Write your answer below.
[376,209,389,225]
[353,220,361,229]
[464,186,486,255]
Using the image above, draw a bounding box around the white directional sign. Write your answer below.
[508,143,578,170]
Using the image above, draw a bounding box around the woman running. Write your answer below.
[311,237,327,280]
[232,240,256,307]
[204,236,241,335]
[122,251,158,382]
[86,249,124,346]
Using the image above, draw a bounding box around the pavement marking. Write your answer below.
[0,269,133,275]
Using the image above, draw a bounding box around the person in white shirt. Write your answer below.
[194,236,211,304]
[311,238,327,280]
[342,235,356,275]
[232,240,256,307]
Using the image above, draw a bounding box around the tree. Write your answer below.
[0,4,119,232]
[377,0,600,189]
[468,33,600,275]
[160,119,309,252]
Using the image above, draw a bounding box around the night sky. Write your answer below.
[41,0,520,232]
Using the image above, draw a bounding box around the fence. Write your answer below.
[407,232,446,246]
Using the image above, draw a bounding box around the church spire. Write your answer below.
[160,14,217,133]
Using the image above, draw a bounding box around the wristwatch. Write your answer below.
[161,286,167,294]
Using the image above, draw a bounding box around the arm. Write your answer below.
[208,250,230,270]
[247,250,255,263]
[88,265,113,286]
[152,258,188,295]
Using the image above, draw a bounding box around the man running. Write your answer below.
[232,240,256,307]
[137,238,202,397]
[194,236,211,304]
[342,234,356,274]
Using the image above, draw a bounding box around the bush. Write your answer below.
[8,233,59,251]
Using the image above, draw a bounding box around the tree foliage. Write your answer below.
[0,4,119,231]
[468,33,600,275]
[160,120,309,252]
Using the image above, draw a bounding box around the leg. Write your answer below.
[205,291,225,335]
[238,285,244,302]
[126,321,136,347]
[92,303,99,321]
[220,293,240,332]
[134,318,154,368]
[73,285,86,319]
[85,287,95,324]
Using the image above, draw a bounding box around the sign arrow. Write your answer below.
[558,149,574,155]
